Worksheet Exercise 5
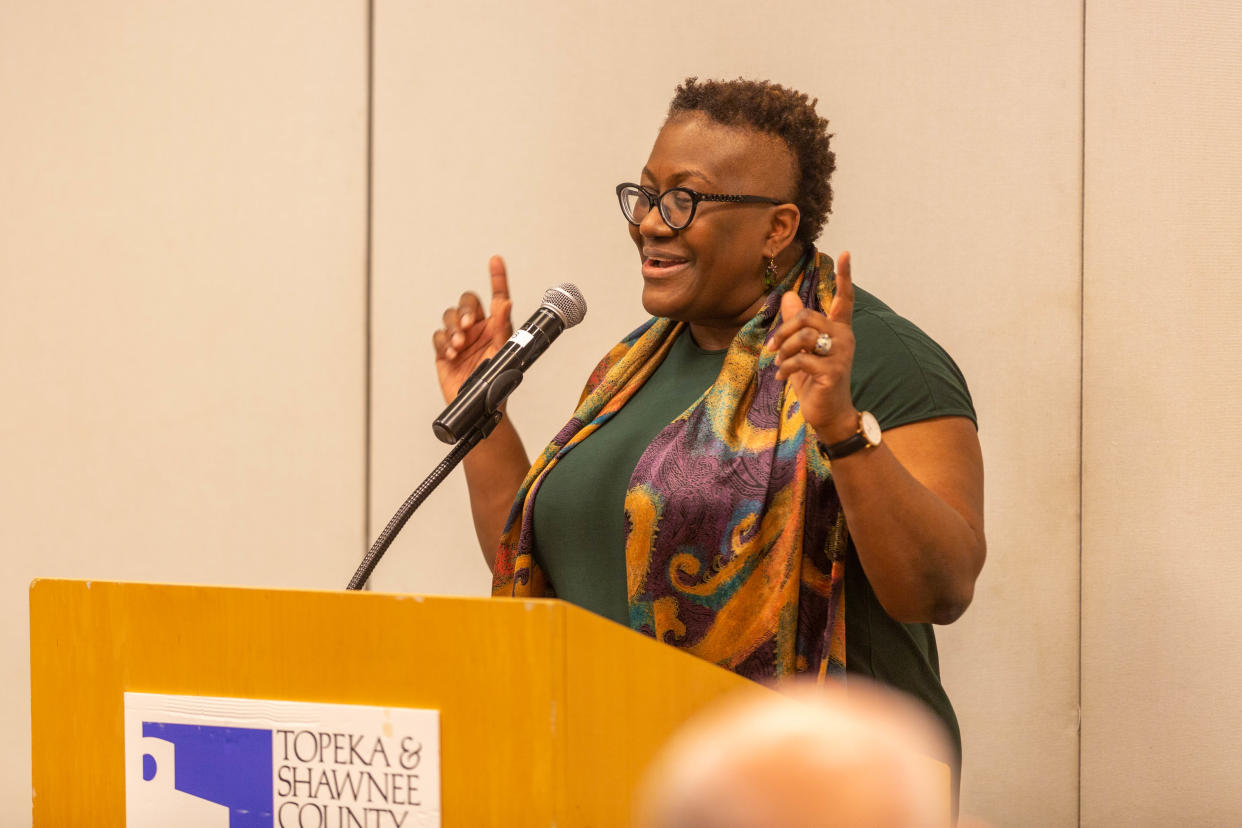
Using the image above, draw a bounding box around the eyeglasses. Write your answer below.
[616,182,786,231]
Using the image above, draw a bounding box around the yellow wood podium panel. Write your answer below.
[29,579,753,826]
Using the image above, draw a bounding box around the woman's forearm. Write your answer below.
[461,414,532,572]
[827,416,986,625]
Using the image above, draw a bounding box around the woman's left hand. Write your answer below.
[771,250,987,624]
[770,250,861,444]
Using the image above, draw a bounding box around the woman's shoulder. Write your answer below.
[849,286,977,430]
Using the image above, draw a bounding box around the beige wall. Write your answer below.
[5,0,1242,824]
[0,0,370,816]
[1082,2,1242,824]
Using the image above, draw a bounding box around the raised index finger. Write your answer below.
[488,254,513,323]
[489,254,510,301]
[827,250,854,325]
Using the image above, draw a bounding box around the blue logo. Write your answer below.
[141,722,273,827]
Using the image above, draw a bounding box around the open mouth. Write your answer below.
[643,257,688,269]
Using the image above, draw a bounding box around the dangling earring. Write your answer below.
[764,257,778,289]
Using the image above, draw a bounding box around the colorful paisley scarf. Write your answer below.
[492,250,848,682]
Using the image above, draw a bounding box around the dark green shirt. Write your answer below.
[533,326,728,623]
[531,285,976,764]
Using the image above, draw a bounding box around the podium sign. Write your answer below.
[124,692,440,827]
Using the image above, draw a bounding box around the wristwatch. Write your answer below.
[819,411,882,460]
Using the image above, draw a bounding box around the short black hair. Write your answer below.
[668,77,836,246]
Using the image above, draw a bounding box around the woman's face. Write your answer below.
[629,113,798,341]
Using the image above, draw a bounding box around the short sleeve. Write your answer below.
[848,287,976,430]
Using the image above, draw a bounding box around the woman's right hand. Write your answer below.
[432,255,515,403]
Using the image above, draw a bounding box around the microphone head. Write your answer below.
[541,283,587,328]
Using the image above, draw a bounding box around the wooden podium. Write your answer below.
[29,578,761,826]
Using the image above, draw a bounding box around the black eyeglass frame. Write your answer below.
[615,182,786,230]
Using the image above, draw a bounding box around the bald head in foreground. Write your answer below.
[635,679,958,828]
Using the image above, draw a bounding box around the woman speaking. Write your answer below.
[432,77,985,774]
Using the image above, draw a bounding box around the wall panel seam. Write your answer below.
[1077,0,1087,824]
[363,0,376,566]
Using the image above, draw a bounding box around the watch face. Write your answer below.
[860,411,882,446]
